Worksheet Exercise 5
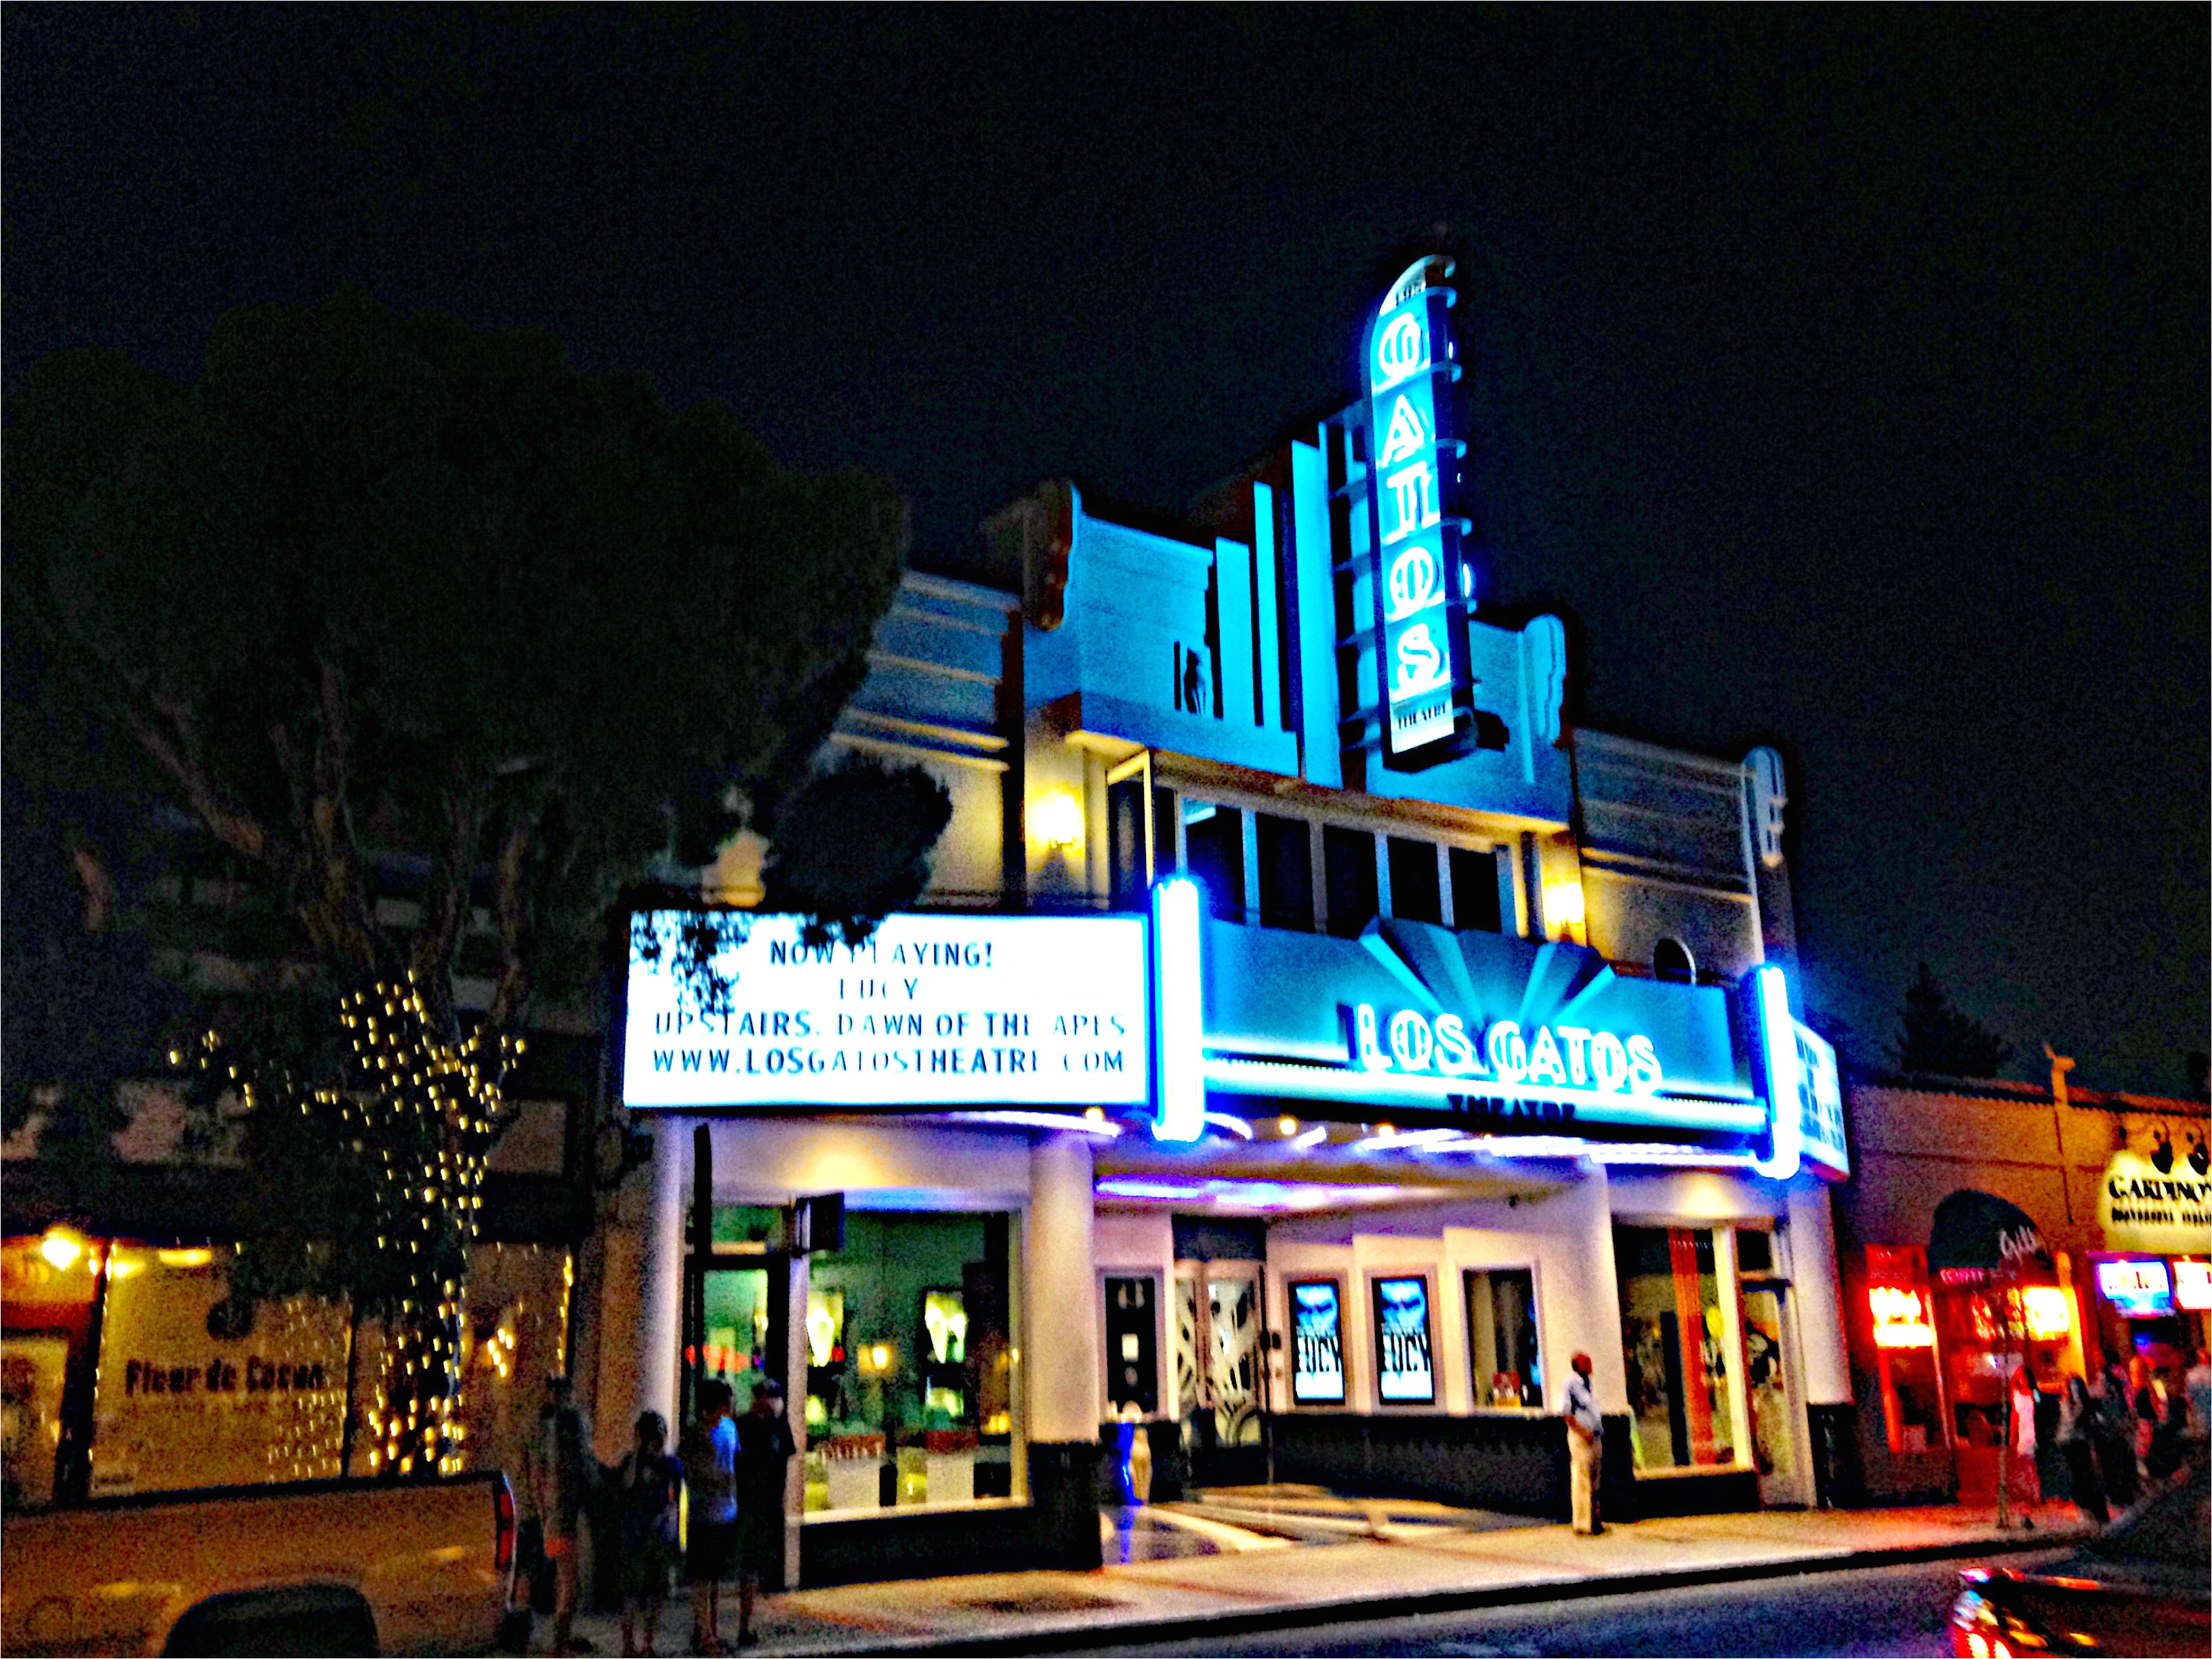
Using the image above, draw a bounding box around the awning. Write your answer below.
[1928,1189,2053,1277]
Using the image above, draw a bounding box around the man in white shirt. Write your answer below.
[1564,1350,1605,1536]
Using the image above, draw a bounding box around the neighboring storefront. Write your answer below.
[2,1065,592,1511]
[591,260,1860,1588]
[1830,1073,2211,1505]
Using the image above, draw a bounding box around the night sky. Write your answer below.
[6,7,2204,1093]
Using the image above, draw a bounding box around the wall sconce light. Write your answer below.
[1035,787,1083,852]
[1542,879,1586,940]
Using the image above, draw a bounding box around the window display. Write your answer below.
[1614,1225,1740,1471]
[1288,1280,1345,1405]
[1371,1275,1435,1405]
[1864,1245,1948,1456]
[1465,1267,1540,1409]
[801,1211,1019,1515]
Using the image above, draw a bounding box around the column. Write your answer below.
[1786,1179,1851,1405]
[634,1116,689,1432]
[1026,1132,1103,1568]
[1027,1134,1101,1439]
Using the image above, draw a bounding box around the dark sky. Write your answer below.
[6,7,2205,1093]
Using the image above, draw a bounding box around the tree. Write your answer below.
[6,288,947,1471]
[1893,962,2015,1080]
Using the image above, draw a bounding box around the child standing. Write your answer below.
[615,1412,682,1658]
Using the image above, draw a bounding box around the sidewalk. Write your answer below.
[562,1500,2090,1658]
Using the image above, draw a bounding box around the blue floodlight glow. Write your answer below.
[1750,964,1803,1181]
[1151,876,1206,1143]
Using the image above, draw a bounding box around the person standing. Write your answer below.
[2184,1347,2211,1446]
[525,1374,596,1658]
[734,1378,798,1650]
[2055,1374,2108,1525]
[1563,1351,1605,1536]
[613,1411,682,1658]
[2006,1366,2043,1523]
[2095,1359,2139,1509]
[682,1380,739,1656]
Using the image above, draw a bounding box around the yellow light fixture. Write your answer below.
[1084,1107,1105,1124]
[1033,787,1084,852]
[1279,1115,1298,1136]
[1543,879,1586,933]
[157,1247,215,1269]
[39,1230,83,1270]
[871,1343,890,1369]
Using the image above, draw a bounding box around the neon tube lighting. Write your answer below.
[1152,878,1206,1143]
[941,1110,1122,1138]
[1203,1111,1254,1140]
[1749,964,1803,1181]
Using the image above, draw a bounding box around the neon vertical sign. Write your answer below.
[1366,257,1473,766]
[1750,964,1803,1181]
[1151,876,1205,1142]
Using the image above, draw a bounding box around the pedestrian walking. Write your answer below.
[734,1378,797,1649]
[682,1379,739,1655]
[2055,1374,2108,1525]
[1563,1351,1604,1536]
[613,1411,682,1658]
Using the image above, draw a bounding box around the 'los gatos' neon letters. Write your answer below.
[1364,258,1474,764]
[1351,1002,1662,1095]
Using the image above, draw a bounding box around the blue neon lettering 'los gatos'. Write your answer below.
[1351,1002,1662,1095]
[1366,258,1473,764]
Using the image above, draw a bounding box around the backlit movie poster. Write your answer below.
[1290,1282,1345,1404]
[1372,1276,1435,1404]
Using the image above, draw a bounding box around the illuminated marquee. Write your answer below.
[1365,258,1474,766]
[623,912,1149,1110]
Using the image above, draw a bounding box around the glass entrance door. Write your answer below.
[684,1258,787,1431]
[1741,1283,1810,1507]
[1172,1261,1266,1483]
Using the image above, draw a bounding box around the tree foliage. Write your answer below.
[1893,961,2015,1080]
[6,289,946,1465]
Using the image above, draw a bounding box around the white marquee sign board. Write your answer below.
[623,912,1149,1110]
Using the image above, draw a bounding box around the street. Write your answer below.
[1092,1555,2068,1658]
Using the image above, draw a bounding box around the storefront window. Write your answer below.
[91,1245,351,1496]
[1465,1267,1541,1408]
[801,1210,1019,1515]
[1614,1225,1739,1471]
[1865,1245,1948,1456]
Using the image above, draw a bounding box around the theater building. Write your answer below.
[589,260,1856,1587]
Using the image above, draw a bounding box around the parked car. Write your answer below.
[1948,1461,2209,1658]
[1,1473,518,1656]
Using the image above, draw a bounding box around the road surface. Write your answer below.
[1092,1555,2066,1657]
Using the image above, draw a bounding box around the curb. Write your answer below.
[785,1529,2082,1657]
